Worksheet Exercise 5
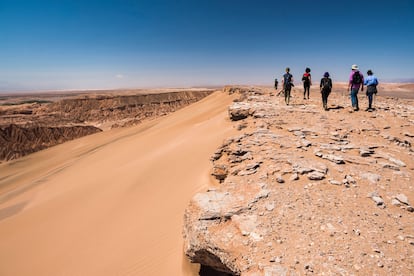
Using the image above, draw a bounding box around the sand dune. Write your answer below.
[0,90,237,275]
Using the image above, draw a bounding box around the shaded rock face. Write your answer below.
[46,91,213,126]
[0,90,213,162]
[184,86,414,275]
[1,90,213,128]
[0,124,101,161]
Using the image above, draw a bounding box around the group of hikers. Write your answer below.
[274,65,379,111]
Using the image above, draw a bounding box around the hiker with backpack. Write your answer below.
[364,70,379,111]
[302,67,312,99]
[348,64,364,111]
[320,72,332,110]
[282,67,294,105]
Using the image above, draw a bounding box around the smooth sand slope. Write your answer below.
[0,90,237,275]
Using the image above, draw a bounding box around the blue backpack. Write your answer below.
[284,73,292,87]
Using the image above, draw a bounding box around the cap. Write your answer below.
[324,72,330,77]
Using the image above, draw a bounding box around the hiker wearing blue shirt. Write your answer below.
[282,67,294,105]
[364,70,379,111]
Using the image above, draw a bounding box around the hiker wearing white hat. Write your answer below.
[348,64,364,111]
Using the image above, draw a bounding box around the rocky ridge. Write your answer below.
[0,90,213,162]
[184,86,414,275]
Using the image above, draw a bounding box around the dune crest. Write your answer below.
[0,90,237,276]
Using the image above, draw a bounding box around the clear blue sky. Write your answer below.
[1,0,413,91]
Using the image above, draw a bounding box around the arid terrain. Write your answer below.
[0,83,413,275]
[185,83,414,275]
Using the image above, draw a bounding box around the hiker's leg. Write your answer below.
[355,91,359,110]
[351,89,359,109]
[350,89,356,107]
[303,84,306,99]
[285,89,288,104]
[321,92,325,108]
[323,92,328,109]
[368,93,373,109]
[286,87,291,105]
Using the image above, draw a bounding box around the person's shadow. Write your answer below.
[328,105,345,110]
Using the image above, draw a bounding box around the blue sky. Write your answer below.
[1,0,413,91]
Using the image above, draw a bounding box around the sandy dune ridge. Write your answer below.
[0,90,237,276]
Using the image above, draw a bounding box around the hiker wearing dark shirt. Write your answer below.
[364,70,379,111]
[320,72,332,111]
[282,67,294,105]
[348,64,364,111]
[302,67,311,99]
[274,78,278,90]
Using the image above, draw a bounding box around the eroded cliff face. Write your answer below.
[0,90,213,162]
[184,86,414,275]
[45,90,213,127]
[0,124,101,161]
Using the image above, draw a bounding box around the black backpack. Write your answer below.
[352,72,362,84]
[321,78,331,92]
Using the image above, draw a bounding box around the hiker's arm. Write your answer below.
[361,77,364,91]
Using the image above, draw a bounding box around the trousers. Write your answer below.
[350,89,359,109]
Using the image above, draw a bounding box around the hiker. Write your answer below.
[302,67,312,99]
[320,72,332,110]
[274,78,278,90]
[348,64,364,111]
[364,70,379,111]
[282,67,294,105]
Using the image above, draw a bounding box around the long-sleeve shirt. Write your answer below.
[364,75,379,86]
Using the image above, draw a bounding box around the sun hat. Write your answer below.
[351,64,359,70]
[324,72,330,77]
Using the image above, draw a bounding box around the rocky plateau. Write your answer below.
[184,86,414,275]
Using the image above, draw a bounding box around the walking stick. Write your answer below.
[276,89,284,96]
